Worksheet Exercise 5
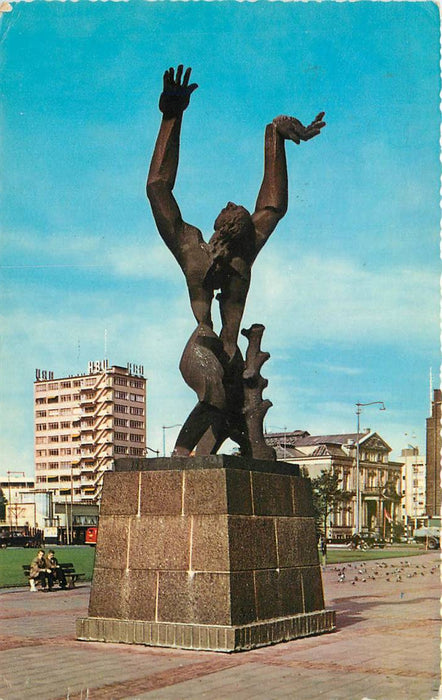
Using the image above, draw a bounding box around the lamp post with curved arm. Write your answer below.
[162,424,183,457]
[355,401,386,535]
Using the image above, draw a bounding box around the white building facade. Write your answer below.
[399,447,426,532]
[265,430,403,539]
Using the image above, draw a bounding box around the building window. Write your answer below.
[60,421,71,428]
[115,391,128,400]
[115,445,128,454]
[130,407,144,416]
[60,381,72,388]
[35,397,46,404]
[47,396,59,404]
[35,384,46,392]
[115,377,128,386]
[36,424,46,431]
[129,380,144,388]
[36,450,47,457]
[130,434,143,443]
[36,476,47,483]
[115,404,128,414]
[130,447,144,456]
[115,432,128,441]
[49,436,59,443]
[73,380,81,387]
[115,418,128,427]
[48,449,59,456]
[130,420,144,429]
[36,410,47,418]
[60,394,72,402]
[130,394,144,402]
[48,422,59,430]
[35,437,47,444]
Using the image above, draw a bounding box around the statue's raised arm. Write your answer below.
[252,112,325,257]
[146,66,198,261]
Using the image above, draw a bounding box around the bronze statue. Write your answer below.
[147,66,325,459]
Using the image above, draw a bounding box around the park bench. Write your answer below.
[23,562,85,589]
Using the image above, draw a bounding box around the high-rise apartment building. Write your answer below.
[34,362,147,504]
[426,388,441,520]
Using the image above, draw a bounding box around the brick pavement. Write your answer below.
[0,551,440,699]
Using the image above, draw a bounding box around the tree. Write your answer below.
[310,468,352,544]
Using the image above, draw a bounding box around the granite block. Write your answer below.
[252,472,293,516]
[228,516,277,570]
[191,515,230,571]
[276,517,320,568]
[254,569,280,621]
[88,568,127,619]
[100,472,139,516]
[278,567,304,616]
[190,572,231,625]
[183,468,227,514]
[230,571,257,625]
[125,570,158,621]
[93,515,130,570]
[302,566,325,612]
[140,470,183,515]
[225,468,253,515]
[157,571,192,623]
[115,454,300,476]
[291,477,316,517]
[129,515,190,571]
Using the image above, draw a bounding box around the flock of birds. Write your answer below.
[332,560,439,585]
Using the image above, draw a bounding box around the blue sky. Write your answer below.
[0,0,440,473]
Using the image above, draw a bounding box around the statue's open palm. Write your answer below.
[273,113,326,144]
[159,65,198,118]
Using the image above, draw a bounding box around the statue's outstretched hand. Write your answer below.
[159,65,198,119]
[273,113,325,144]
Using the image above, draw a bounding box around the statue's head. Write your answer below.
[209,202,253,261]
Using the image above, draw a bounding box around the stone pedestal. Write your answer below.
[77,456,335,652]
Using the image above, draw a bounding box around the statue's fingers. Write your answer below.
[176,64,184,85]
[183,67,192,87]
[188,82,198,95]
[315,111,325,122]
[303,129,321,141]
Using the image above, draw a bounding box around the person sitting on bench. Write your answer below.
[29,549,53,592]
[45,550,67,589]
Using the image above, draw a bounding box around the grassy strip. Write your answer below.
[325,544,428,565]
[0,543,429,588]
[0,545,95,588]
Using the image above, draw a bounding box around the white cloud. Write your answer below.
[243,249,438,350]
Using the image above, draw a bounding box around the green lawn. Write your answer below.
[324,544,428,565]
[0,545,96,588]
[0,543,430,588]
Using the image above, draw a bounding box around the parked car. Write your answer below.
[413,527,440,550]
[0,531,42,548]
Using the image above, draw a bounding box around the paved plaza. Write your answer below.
[0,551,440,699]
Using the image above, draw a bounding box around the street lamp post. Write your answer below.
[355,401,386,535]
[162,424,182,457]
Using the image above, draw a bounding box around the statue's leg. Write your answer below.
[173,402,227,456]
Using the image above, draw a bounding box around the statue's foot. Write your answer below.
[172,446,191,457]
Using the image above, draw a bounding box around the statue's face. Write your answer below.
[210,202,253,259]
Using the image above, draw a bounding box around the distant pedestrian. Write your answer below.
[45,550,67,589]
[29,550,52,592]
[320,536,327,566]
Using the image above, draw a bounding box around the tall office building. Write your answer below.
[426,388,441,520]
[34,361,146,504]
